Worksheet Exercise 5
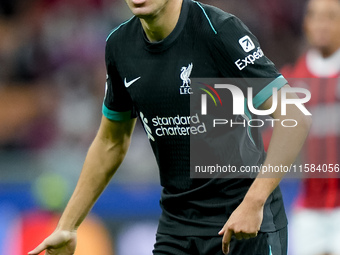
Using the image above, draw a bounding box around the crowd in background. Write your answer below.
[0,0,313,254]
[0,0,160,185]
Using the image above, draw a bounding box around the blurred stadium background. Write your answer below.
[0,0,308,254]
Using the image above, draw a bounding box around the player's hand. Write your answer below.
[218,199,264,254]
[28,229,77,255]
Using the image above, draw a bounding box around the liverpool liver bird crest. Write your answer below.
[180,63,193,87]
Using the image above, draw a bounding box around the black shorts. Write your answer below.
[153,227,287,255]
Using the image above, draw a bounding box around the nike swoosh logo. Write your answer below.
[124,77,141,88]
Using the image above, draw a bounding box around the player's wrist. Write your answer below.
[56,220,79,232]
[54,228,77,236]
[242,193,266,208]
[55,226,78,234]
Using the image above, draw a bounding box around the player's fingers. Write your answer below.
[234,232,243,240]
[238,231,258,240]
[241,232,252,239]
[248,231,258,238]
[28,242,47,255]
[222,228,233,254]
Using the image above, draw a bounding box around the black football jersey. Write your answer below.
[103,0,288,236]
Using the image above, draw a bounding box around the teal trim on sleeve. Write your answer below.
[243,100,255,146]
[253,75,288,109]
[102,103,132,121]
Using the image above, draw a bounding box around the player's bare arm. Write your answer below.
[28,116,136,255]
[219,84,312,254]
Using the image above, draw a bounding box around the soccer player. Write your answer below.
[28,0,311,254]
[280,0,340,254]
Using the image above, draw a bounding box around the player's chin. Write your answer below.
[313,41,332,52]
[131,8,154,18]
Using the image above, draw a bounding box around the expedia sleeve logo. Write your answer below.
[238,36,255,52]
[235,47,264,71]
[234,35,264,71]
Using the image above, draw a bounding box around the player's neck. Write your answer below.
[140,0,183,42]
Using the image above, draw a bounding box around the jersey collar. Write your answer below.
[142,0,190,52]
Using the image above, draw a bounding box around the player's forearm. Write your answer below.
[245,111,311,206]
[56,118,134,231]
[57,138,127,231]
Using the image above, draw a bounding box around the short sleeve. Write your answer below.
[214,16,287,107]
[102,41,136,121]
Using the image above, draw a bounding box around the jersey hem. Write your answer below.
[157,220,288,237]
